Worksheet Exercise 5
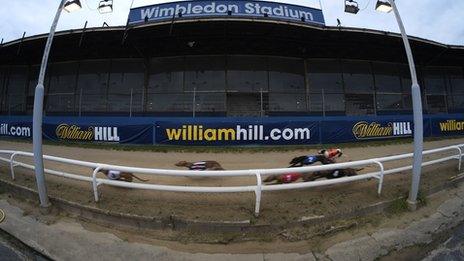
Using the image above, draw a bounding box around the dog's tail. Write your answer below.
[289,156,306,166]
[131,174,149,182]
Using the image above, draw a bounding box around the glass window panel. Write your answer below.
[227,93,266,117]
[146,93,192,112]
[45,94,75,112]
[107,60,145,114]
[308,60,344,94]
[5,66,28,113]
[101,93,144,113]
[107,94,131,112]
[227,56,268,92]
[194,93,226,112]
[449,68,464,94]
[399,65,412,94]
[372,62,402,93]
[426,95,447,113]
[309,94,322,112]
[345,94,375,115]
[131,91,144,113]
[76,61,109,112]
[109,59,145,95]
[376,94,403,111]
[342,61,374,93]
[77,60,109,95]
[0,67,6,112]
[268,57,305,92]
[309,93,345,112]
[48,62,78,94]
[402,94,412,110]
[80,94,107,112]
[148,57,184,93]
[326,94,345,112]
[450,95,464,109]
[423,67,446,94]
[269,93,306,111]
[185,56,225,91]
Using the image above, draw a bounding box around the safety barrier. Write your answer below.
[0,144,462,217]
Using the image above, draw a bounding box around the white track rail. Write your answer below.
[0,144,462,216]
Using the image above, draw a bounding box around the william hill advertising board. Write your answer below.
[128,0,325,25]
[1,115,463,146]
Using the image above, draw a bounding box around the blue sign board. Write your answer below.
[128,0,325,25]
[155,119,319,145]
[1,114,463,146]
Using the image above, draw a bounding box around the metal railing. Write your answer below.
[0,144,462,216]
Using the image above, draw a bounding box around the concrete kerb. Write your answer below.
[324,184,464,261]
[1,173,464,234]
[2,178,464,260]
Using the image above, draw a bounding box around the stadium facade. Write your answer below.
[0,0,463,145]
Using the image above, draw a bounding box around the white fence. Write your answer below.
[0,144,463,216]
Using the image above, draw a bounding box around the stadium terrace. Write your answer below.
[0,0,463,146]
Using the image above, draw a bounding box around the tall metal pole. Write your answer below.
[33,0,67,207]
[388,0,423,209]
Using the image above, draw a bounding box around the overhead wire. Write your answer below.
[358,0,372,12]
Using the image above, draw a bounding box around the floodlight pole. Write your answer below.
[387,0,423,209]
[32,0,67,207]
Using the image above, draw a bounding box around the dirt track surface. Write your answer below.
[0,138,464,226]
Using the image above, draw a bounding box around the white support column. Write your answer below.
[32,0,68,208]
[387,0,424,210]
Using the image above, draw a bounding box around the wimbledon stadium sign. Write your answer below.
[128,0,325,25]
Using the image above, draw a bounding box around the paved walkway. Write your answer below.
[1,184,464,261]
[422,222,464,261]
[0,243,22,261]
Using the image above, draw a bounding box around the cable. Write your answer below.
[359,0,372,11]
[84,0,98,11]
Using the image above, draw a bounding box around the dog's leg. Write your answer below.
[119,176,132,182]
[130,174,149,182]
[263,175,277,183]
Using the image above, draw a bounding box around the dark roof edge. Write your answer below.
[1,17,462,50]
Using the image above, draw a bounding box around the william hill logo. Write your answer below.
[352,121,412,140]
[55,124,120,142]
[439,120,464,132]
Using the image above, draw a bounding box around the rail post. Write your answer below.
[9,152,18,180]
[92,165,103,202]
[455,146,462,171]
[254,171,263,217]
[373,160,385,195]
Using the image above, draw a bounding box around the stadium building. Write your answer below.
[0,0,463,145]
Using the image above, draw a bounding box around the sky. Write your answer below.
[0,0,463,45]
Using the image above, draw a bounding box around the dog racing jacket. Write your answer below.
[302,155,321,165]
[278,173,302,183]
[107,170,121,180]
[189,162,207,171]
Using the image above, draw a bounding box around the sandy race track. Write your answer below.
[0,138,464,227]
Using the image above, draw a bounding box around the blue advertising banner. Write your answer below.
[0,114,462,146]
[0,116,32,139]
[429,115,464,137]
[155,119,319,145]
[128,0,325,26]
[319,116,432,144]
[41,117,154,144]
